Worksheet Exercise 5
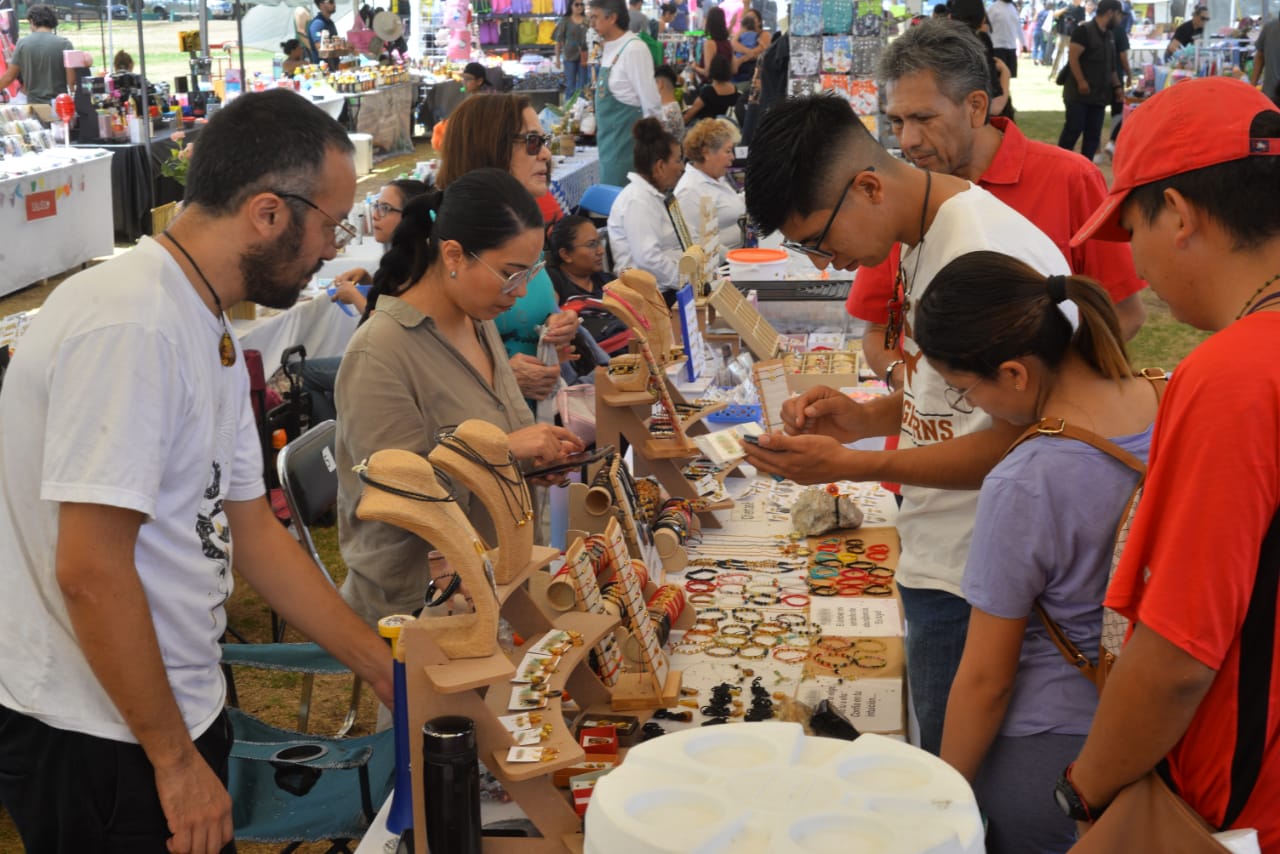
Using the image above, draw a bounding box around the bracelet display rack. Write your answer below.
[356,449,619,854]
[592,271,733,529]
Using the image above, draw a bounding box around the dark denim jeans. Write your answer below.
[1058,100,1107,161]
[898,582,972,755]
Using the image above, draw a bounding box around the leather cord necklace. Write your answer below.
[355,463,459,503]
[162,230,236,367]
[435,427,534,526]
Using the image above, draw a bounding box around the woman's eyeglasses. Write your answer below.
[369,201,402,217]
[513,132,553,156]
[574,239,600,250]
[943,378,984,414]
[470,252,547,295]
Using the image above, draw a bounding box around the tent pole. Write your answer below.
[135,10,152,164]
[235,0,245,88]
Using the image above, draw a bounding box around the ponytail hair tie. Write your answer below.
[1046,274,1068,304]
[429,208,437,222]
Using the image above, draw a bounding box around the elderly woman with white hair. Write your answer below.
[674,118,745,259]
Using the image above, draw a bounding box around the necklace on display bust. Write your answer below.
[162,230,236,367]
[1235,272,1280,320]
[355,463,459,503]
[435,425,534,526]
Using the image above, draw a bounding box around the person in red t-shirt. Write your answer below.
[851,19,1146,390]
[1057,78,1280,847]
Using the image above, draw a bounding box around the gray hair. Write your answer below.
[877,19,991,106]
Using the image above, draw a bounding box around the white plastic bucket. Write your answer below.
[348,133,374,176]
[726,248,789,281]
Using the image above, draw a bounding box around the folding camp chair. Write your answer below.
[226,705,394,854]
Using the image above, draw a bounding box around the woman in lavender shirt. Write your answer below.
[913,251,1160,854]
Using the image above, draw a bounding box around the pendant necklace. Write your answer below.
[1235,272,1280,319]
[162,230,237,367]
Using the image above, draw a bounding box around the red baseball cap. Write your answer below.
[1071,78,1280,246]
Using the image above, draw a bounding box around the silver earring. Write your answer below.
[450,270,457,278]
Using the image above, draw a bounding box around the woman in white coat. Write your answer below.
[606,117,689,303]
[673,118,744,261]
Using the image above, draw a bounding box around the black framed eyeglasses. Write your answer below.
[370,200,403,217]
[513,132,553,156]
[470,252,547,295]
[273,191,358,248]
[780,167,872,261]
[943,378,984,414]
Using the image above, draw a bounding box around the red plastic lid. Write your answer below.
[726,248,788,264]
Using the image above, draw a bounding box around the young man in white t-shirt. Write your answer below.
[0,89,394,854]
[741,95,1071,755]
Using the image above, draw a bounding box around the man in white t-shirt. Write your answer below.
[588,0,662,186]
[0,89,394,854]
[741,95,1071,755]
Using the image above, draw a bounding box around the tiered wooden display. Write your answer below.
[593,270,734,529]
[356,444,616,853]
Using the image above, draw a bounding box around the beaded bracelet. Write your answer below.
[868,567,896,580]
[854,639,888,654]
[750,633,782,648]
[718,583,748,597]
[775,613,809,630]
[687,592,717,607]
[852,653,888,669]
[670,641,710,655]
[704,644,738,658]
[684,579,717,593]
[815,637,853,653]
[737,644,769,660]
[780,593,811,608]
[731,607,763,625]
[863,583,894,596]
[685,567,719,582]
[698,607,728,623]
[752,622,787,636]
[749,592,778,607]
[772,646,810,664]
[713,635,748,649]
[719,624,753,638]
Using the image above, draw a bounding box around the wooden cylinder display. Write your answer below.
[427,419,534,585]
[621,583,686,664]
[354,450,499,660]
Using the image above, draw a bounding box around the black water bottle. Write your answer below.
[422,715,482,854]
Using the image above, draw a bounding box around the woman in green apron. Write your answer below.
[589,0,662,187]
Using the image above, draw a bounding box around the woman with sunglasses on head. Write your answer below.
[299,178,430,423]
[914,251,1159,854]
[329,178,430,315]
[553,0,590,99]
[439,94,582,406]
[606,117,689,302]
[334,169,585,629]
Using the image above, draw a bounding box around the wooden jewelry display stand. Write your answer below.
[593,274,733,529]
[429,419,559,586]
[356,449,618,854]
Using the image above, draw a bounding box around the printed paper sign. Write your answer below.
[810,599,904,637]
[797,676,904,733]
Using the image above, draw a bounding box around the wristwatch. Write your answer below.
[1054,763,1106,822]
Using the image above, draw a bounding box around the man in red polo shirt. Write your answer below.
[852,19,1146,387]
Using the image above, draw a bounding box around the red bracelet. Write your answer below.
[684,579,716,593]
[780,593,810,608]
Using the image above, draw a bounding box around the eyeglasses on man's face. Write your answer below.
[781,167,874,261]
[513,132,553,156]
[943,378,984,414]
[273,191,358,248]
[469,252,547,295]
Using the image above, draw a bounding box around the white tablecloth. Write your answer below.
[549,148,600,216]
[0,149,115,297]
[231,241,384,369]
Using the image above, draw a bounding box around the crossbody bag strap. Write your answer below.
[1221,504,1280,829]
[1033,601,1099,682]
[1001,373,1166,687]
